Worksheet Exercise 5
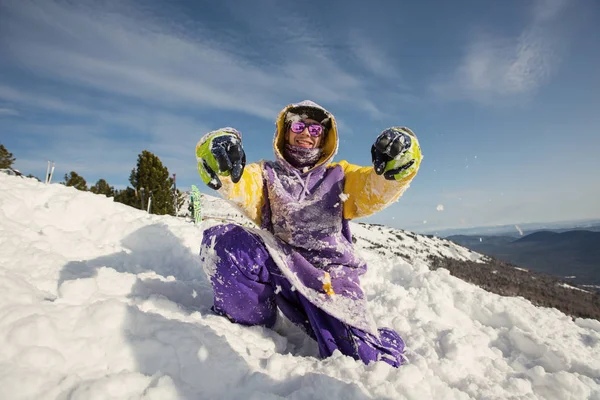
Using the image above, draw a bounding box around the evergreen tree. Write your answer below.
[114,187,140,209]
[129,150,175,215]
[0,144,16,169]
[90,178,115,197]
[63,171,88,191]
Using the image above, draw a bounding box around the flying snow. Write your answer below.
[516,225,524,236]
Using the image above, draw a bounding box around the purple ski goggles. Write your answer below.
[290,121,324,137]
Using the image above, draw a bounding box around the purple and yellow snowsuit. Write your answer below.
[200,101,421,367]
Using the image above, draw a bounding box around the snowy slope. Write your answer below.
[1,174,599,400]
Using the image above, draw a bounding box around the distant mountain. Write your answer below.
[447,230,600,286]
[514,230,597,244]
[445,235,515,248]
[426,219,600,237]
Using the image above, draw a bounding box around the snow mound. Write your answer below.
[1,174,599,399]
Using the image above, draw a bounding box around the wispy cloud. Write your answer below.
[349,34,401,81]
[0,0,385,119]
[2,0,418,186]
[11,118,206,187]
[1,79,212,185]
[430,0,568,103]
[7,109,209,182]
[0,85,96,115]
[0,83,211,154]
[1,0,408,186]
[0,107,19,116]
[532,0,568,22]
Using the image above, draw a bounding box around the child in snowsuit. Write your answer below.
[196,100,422,367]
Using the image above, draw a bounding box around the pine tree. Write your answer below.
[129,150,176,215]
[90,178,115,197]
[63,171,88,191]
[114,187,140,209]
[0,144,16,169]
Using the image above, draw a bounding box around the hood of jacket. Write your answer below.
[273,100,338,173]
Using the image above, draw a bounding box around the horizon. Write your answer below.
[1,0,599,232]
[424,217,600,237]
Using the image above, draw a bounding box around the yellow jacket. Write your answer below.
[214,102,422,226]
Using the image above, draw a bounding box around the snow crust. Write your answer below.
[1,174,599,399]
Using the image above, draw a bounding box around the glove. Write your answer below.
[195,128,246,190]
[371,127,421,181]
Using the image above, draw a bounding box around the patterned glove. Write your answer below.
[371,127,421,181]
[195,128,246,190]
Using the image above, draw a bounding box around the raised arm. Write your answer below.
[217,163,265,225]
[195,128,265,225]
[333,127,422,219]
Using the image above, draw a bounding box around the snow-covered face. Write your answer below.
[285,119,323,149]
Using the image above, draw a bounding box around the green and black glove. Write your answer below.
[371,127,421,181]
[195,128,246,190]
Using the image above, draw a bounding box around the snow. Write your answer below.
[1,174,599,400]
[559,283,590,293]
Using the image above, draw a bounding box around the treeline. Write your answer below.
[1,144,184,216]
[1,144,41,180]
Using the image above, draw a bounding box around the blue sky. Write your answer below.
[1,0,599,233]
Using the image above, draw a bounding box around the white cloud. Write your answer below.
[0,85,101,115]
[348,34,401,80]
[436,204,444,212]
[431,0,568,103]
[0,107,19,116]
[1,86,210,186]
[1,0,417,188]
[0,83,210,155]
[0,0,384,120]
[532,0,568,23]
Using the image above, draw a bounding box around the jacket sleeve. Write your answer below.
[217,162,265,225]
[332,160,419,220]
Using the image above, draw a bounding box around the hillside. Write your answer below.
[1,174,599,399]
[447,231,600,287]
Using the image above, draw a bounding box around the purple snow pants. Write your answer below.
[201,224,405,367]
